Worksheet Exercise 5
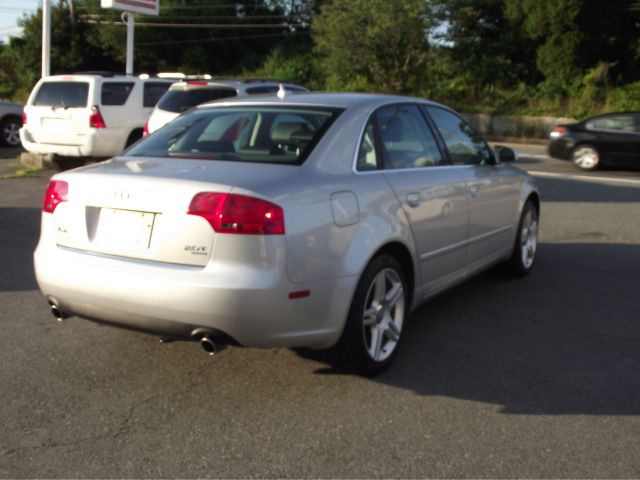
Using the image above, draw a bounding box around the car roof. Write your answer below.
[38,74,174,83]
[195,92,444,110]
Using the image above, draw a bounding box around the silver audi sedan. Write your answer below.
[35,93,539,374]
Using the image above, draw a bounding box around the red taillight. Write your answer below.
[22,111,27,125]
[549,126,568,138]
[186,81,208,86]
[188,192,285,235]
[143,120,150,137]
[89,105,106,128]
[42,180,68,213]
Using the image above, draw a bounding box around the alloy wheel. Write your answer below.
[361,268,405,362]
[520,208,538,269]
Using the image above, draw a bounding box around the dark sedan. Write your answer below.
[548,112,640,170]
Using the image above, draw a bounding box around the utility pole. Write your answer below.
[124,12,134,75]
[42,0,51,77]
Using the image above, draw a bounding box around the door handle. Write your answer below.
[407,192,421,207]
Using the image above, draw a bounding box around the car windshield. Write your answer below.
[125,106,342,165]
[156,88,238,113]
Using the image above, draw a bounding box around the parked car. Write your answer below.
[145,79,308,134]
[548,111,640,170]
[20,73,175,163]
[0,101,23,147]
[35,93,539,374]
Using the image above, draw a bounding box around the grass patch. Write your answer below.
[0,160,46,179]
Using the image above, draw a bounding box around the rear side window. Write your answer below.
[376,104,444,169]
[33,82,89,107]
[143,82,172,108]
[101,82,134,106]
[156,88,237,113]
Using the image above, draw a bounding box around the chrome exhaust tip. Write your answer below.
[200,336,217,356]
[50,304,65,322]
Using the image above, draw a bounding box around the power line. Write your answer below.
[82,20,303,28]
[79,14,295,20]
[137,30,309,46]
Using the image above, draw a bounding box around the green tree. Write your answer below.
[312,0,432,94]
[431,0,538,100]
[505,0,583,89]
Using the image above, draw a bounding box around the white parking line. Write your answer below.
[529,170,640,187]
[519,153,549,160]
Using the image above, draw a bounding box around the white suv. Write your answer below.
[20,73,174,160]
[146,79,308,134]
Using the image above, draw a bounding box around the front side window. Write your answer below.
[586,114,639,133]
[426,106,492,166]
[101,82,134,106]
[33,82,89,107]
[126,106,342,165]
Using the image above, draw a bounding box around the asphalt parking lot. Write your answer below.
[1,145,639,477]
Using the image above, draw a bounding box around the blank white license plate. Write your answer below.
[41,117,71,129]
[94,208,155,251]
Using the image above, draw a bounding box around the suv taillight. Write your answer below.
[42,180,68,213]
[143,120,149,137]
[22,111,27,125]
[188,192,285,235]
[89,105,106,128]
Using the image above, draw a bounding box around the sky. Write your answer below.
[0,0,40,43]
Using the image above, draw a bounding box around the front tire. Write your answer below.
[339,254,407,375]
[507,200,539,276]
[572,145,600,170]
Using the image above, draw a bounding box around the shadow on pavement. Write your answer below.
[302,242,640,415]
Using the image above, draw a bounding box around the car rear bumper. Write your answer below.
[34,240,355,349]
[20,127,125,158]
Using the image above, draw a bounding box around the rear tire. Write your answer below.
[337,254,407,376]
[572,145,600,170]
[1,116,22,147]
[507,200,539,277]
[125,129,143,148]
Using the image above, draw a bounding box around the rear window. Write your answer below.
[245,86,279,95]
[33,81,89,107]
[126,106,342,165]
[101,82,134,106]
[144,82,172,108]
[245,85,307,95]
[156,88,237,113]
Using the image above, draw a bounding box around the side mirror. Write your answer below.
[494,146,517,163]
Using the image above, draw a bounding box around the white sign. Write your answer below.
[101,0,159,16]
